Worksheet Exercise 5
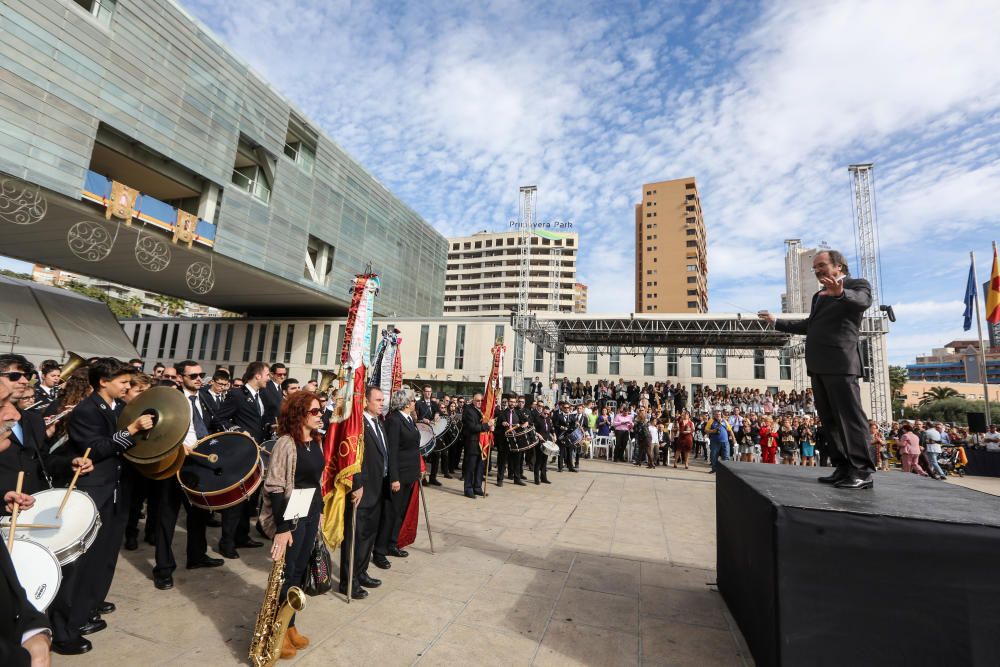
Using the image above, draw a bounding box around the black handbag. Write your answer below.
[302,533,333,596]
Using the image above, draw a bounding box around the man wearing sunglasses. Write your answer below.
[462,393,494,499]
[160,366,180,388]
[0,354,49,495]
[147,361,224,591]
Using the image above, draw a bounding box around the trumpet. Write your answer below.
[44,407,75,428]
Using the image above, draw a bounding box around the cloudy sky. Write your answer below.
[7,0,997,364]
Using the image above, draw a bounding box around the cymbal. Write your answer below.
[119,386,191,463]
[131,447,187,480]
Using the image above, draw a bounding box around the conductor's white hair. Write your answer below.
[390,387,416,412]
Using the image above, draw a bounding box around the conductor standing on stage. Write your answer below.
[759,250,876,489]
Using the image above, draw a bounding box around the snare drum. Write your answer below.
[541,438,559,455]
[178,431,263,511]
[566,427,585,447]
[418,423,436,457]
[1,488,101,565]
[7,538,61,611]
[506,425,539,452]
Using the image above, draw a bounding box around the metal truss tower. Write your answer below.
[511,185,537,394]
[848,164,891,424]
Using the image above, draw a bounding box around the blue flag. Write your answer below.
[962,260,976,331]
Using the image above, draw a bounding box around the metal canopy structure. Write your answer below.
[513,312,808,358]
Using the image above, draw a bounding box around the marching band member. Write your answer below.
[532,405,553,485]
[415,386,443,485]
[0,355,49,494]
[33,359,61,406]
[495,394,527,487]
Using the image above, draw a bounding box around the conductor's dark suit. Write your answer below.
[462,404,490,495]
[375,410,421,557]
[775,278,875,477]
[340,413,387,591]
[0,409,49,495]
[0,537,49,667]
[215,386,269,552]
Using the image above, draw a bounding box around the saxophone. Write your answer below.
[248,555,307,667]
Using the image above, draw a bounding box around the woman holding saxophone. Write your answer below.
[258,391,325,660]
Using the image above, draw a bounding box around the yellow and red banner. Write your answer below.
[479,342,506,460]
[321,274,379,548]
[987,242,1000,325]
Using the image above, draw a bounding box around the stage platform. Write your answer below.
[716,463,1000,667]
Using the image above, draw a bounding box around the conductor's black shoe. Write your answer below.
[52,638,92,655]
[217,545,240,559]
[818,469,849,484]
[187,555,224,569]
[513,479,526,486]
[429,479,442,486]
[388,547,408,558]
[835,476,874,490]
[96,601,116,614]
[465,491,476,498]
[154,576,174,590]
[359,573,382,588]
[79,618,107,635]
[236,538,263,548]
[342,586,368,599]
[124,536,138,551]
[474,489,485,496]
[372,554,391,570]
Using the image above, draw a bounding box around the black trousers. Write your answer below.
[448,440,462,472]
[428,451,440,481]
[219,487,258,551]
[496,442,522,481]
[811,373,874,476]
[558,442,576,471]
[613,431,629,461]
[282,509,319,627]
[374,480,415,556]
[152,478,210,578]
[533,446,549,482]
[340,495,381,590]
[124,469,152,543]
[463,444,484,493]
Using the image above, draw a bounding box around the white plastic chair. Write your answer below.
[591,435,613,460]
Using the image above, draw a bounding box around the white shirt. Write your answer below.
[183,389,202,446]
[246,386,264,415]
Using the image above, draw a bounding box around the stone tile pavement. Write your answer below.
[62,458,749,666]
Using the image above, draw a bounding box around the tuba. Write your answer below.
[317,369,337,394]
[59,351,88,384]
[249,555,306,667]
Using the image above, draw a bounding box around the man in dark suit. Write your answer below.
[0,355,50,494]
[214,362,270,558]
[374,388,420,563]
[33,359,61,407]
[260,362,286,432]
[339,386,387,599]
[532,405,553,484]
[762,249,876,489]
[199,370,230,413]
[462,393,494,498]
[415,385,443,484]
[529,377,543,397]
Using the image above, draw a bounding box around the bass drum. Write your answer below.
[418,422,436,457]
[437,415,462,452]
[178,431,263,511]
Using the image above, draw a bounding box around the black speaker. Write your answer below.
[967,412,988,433]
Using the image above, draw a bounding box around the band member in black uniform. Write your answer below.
[374,388,420,563]
[199,370,230,413]
[0,355,50,494]
[553,402,578,472]
[496,395,526,487]
[34,358,61,406]
[51,358,153,655]
[529,377,543,398]
[339,386,387,599]
[215,362,270,558]
[415,386,443,485]
[150,361,223,590]
[261,363,286,431]
[462,393,494,498]
[532,405,553,484]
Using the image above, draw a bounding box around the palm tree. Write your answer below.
[918,386,960,405]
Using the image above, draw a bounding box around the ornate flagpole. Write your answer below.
[970,250,993,428]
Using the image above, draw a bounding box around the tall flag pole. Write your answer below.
[966,252,993,428]
[480,341,506,464]
[321,273,380,548]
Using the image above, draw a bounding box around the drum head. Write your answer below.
[417,423,435,457]
[431,417,449,437]
[8,538,61,611]
[260,439,277,458]
[178,431,258,495]
[4,488,99,565]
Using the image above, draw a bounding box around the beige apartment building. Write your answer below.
[573,282,588,313]
[635,177,708,313]
[443,230,578,316]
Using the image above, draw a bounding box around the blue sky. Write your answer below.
[6,0,998,365]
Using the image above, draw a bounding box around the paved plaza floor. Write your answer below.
[60,460,1000,666]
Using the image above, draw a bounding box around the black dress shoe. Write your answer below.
[835,476,874,490]
[154,576,174,590]
[818,469,849,484]
[429,479,442,487]
[124,536,138,551]
[465,491,476,499]
[339,586,369,599]
[421,478,429,486]
[388,547,408,558]
[235,538,263,548]
[79,618,107,635]
[474,489,485,496]
[514,479,526,486]
[96,601,116,614]
[542,479,551,484]
[443,472,453,479]
[496,479,504,487]
[217,545,240,559]
[534,480,541,485]
[187,555,225,569]
[372,554,391,570]
[52,637,92,655]
[359,573,382,588]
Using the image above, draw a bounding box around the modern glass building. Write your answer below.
[0,0,446,316]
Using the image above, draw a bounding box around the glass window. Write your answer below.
[667,348,678,376]
[494,324,504,343]
[335,325,345,361]
[644,348,655,376]
[284,324,295,363]
[156,325,167,358]
[780,348,792,380]
[436,325,447,368]
[556,351,565,374]
[169,323,179,358]
[513,335,524,373]
[270,324,280,361]
[691,349,703,377]
[454,325,466,370]
[320,325,332,365]
[243,324,254,362]
[130,323,140,347]
[210,324,221,360]
[533,343,544,373]
[305,324,316,364]
[609,347,620,375]
[587,347,598,374]
[223,324,234,361]
[199,324,210,359]
[187,324,197,358]
[418,325,429,368]
[754,349,765,379]
[256,325,267,361]
[715,351,727,378]
[140,324,151,357]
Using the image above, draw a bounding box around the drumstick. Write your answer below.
[187,450,219,463]
[57,447,90,519]
[2,523,60,529]
[6,471,24,550]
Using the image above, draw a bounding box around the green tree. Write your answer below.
[918,386,961,405]
[154,294,185,316]
[916,397,1000,425]
[0,268,32,281]
[888,365,907,397]
[64,280,140,318]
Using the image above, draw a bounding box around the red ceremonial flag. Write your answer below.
[987,242,1000,325]
[480,342,506,460]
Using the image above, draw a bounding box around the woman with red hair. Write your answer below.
[259,391,325,660]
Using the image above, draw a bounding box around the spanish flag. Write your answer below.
[987,242,1000,325]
